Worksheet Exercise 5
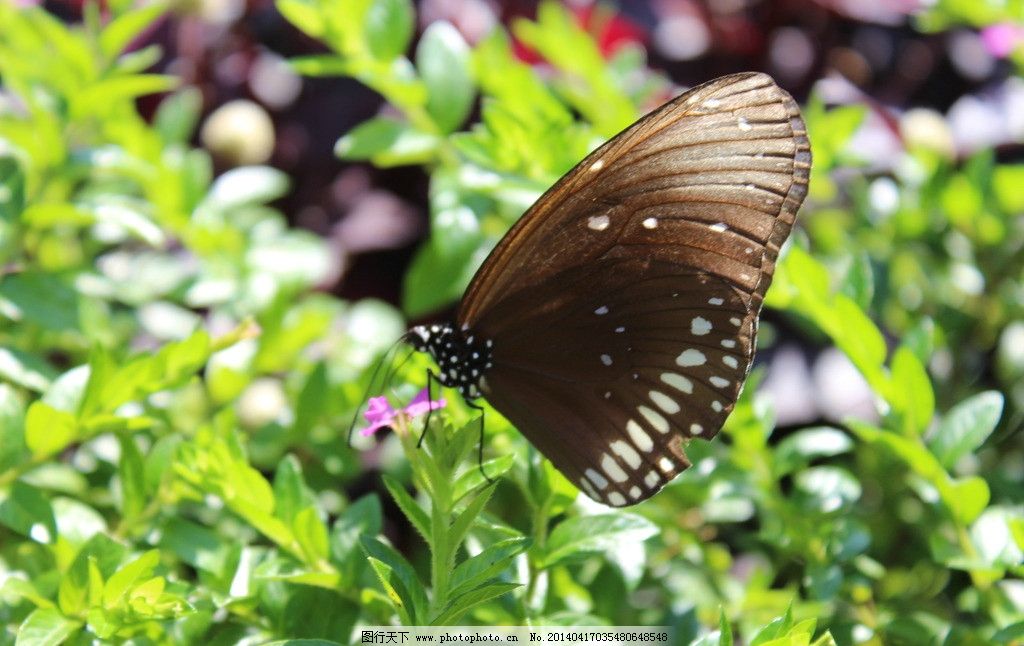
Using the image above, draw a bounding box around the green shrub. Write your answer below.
[1,1,1021,644]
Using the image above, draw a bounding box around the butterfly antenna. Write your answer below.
[346,333,411,446]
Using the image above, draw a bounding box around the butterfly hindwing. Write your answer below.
[477,258,756,505]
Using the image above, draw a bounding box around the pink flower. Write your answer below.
[360,388,446,436]
[981,23,1024,58]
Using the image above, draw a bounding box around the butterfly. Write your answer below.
[405,72,810,507]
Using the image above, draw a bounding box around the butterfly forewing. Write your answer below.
[451,72,810,506]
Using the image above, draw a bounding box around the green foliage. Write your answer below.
[1,0,1022,643]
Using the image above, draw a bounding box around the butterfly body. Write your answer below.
[408,72,810,507]
[409,324,492,400]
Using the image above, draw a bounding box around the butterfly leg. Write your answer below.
[418,368,440,448]
[467,401,494,484]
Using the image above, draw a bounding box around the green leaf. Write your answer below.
[364,0,414,60]
[403,177,488,317]
[947,476,989,526]
[84,200,167,247]
[794,466,862,512]
[15,608,81,646]
[154,87,203,144]
[0,272,80,332]
[293,506,330,564]
[276,0,326,38]
[25,402,78,460]
[331,494,383,583]
[431,581,521,625]
[116,434,146,521]
[448,537,530,599]
[718,608,734,646]
[0,155,26,222]
[928,391,1003,468]
[416,21,474,133]
[158,517,234,578]
[0,481,57,543]
[0,347,57,392]
[832,296,886,384]
[292,362,329,436]
[540,513,658,568]
[452,455,514,503]
[970,506,1024,568]
[382,474,431,546]
[993,165,1024,213]
[361,536,428,624]
[99,1,169,58]
[992,621,1024,644]
[774,427,853,476]
[0,384,28,473]
[72,74,178,117]
[512,1,636,136]
[102,549,160,608]
[751,605,795,645]
[889,346,935,436]
[848,422,944,481]
[203,165,290,210]
[58,534,128,616]
[449,482,496,550]
[273,454,317,525]
[335,117,438,166]
[78,330,211,420]
[840,252,874,311]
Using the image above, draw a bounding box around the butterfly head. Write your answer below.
[408,323,493,400]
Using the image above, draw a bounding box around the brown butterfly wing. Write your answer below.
[458,72,811,505]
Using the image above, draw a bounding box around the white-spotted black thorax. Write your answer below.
[408,324,493,400]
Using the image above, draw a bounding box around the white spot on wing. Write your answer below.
[629,486,642,499]
[589,159,605,172]
[658,457,675,473]
[709,297,724,305]
[607,492,627,506]
[676,349,707,367]
[710,222,728,232]
[723,355,739,369]
[638,405,669,434]
[601,453,629,483]
[721,339,737,348]
[642,217,658,229]
[649,390,681,414]
[579,478,600,500]
[661,372,694,394]
[600,354,612,366]
[737,116,752,131]
[644,470,660,488]
[588,215,610,231]
[691,423,703,434]
[611,440,642,469]
[626,419,654,452]
[710,376,730,388]
[594,305,609,315]
[730,317,742,327]
[691,317,712,336]
[585,468,609,490]
[712,401,723,412]
[615,326,625,333]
